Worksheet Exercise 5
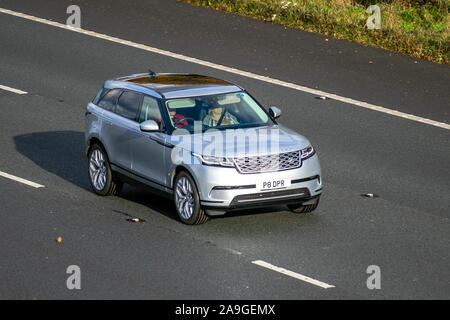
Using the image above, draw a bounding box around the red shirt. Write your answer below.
[172,114,188,128]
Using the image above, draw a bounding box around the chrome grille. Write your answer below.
[234,151,301,173]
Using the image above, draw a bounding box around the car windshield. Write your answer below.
[164,92,273,132]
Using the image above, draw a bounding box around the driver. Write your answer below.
[203,106,238,127]
[169,108,188,128]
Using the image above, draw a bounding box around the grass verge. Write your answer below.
[180,0,449,64]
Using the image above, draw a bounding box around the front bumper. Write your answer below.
[203,189,320,213]
[189,154,322,210]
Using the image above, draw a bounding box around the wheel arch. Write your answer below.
[171,165,204,198]
[86,136,106,158]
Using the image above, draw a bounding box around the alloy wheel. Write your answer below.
[89,149,107,191]
[175,176,195,220]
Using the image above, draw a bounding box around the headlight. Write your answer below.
[301,145,316,160]
[192,153,235,167]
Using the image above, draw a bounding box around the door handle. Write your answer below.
[149,135,174,148]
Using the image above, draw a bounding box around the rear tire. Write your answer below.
[288,196,320,214]
[88,143,122,196]
[173,171,209,225]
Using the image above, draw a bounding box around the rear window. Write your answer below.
[92,87,106,104]
[116,91,142,121]
[97,89,121,112]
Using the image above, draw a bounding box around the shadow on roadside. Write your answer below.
[14,130,90,191]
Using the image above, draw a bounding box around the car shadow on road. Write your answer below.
[14,130,289,222]
[118,185,289,223]
[117,185,180,222]
[14,130,91,191]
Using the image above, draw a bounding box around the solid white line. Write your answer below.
[0,171,45,188]
[0,84,27,95]
[252,260,335,289]
[0,7,448,130]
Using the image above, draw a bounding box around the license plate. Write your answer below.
[257,178,291,191]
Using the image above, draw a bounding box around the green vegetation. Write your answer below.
[181,0,449,64]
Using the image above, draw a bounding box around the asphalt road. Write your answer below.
[0,0,449,299]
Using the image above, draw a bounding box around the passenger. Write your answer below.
[203,106,238,127]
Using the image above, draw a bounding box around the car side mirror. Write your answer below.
[269,106,281,119]
[140,120,160,132]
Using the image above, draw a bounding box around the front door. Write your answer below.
[130,95,168,188]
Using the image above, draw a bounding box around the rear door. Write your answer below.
[97,88,121,165]
[101,90,142,170]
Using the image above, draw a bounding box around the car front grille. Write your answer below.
[234,150,301,174]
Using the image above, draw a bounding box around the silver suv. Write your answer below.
[85,72,322,224]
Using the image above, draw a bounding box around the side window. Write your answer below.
[139,96,162,125]
[116,91,142,121]
[97,89,121,112]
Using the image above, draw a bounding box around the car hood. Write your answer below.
[168,125,310,158]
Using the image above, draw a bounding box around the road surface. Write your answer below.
[0,0,449,299]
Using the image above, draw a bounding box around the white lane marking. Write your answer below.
[252,260,335,289]
[1,8,449,131]
[0,171,45,188]
[0,84,27,95]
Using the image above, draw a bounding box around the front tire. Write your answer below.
[288,196,320,214]
[88,143,122,196]
[173,171,209,225]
